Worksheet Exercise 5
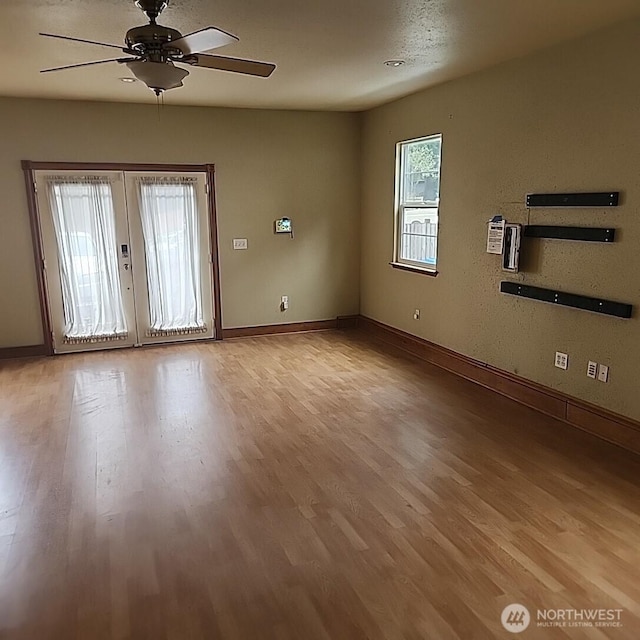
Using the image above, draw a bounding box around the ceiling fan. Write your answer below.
[39,0,276,95]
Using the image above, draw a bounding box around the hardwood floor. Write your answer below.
[0,331,638,639]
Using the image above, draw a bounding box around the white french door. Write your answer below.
[125,172,213,346]
[35,170,215,353]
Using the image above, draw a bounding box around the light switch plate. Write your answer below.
[233,238,248,250]
[587,361,598,379]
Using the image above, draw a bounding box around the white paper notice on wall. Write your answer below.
[487,216,505,254]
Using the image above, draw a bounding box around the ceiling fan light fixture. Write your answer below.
[126,60,189,93]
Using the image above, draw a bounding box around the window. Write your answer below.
[394,134,442,272]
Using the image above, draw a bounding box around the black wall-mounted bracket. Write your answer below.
[525,192,619,208]
[523,226,616,242]
[500,282,632,319]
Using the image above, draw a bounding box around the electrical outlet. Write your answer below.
[597,364,609,383]
[233,238,248,250]
[554,352,568,370]
[413,309,420,320]
[281,295,289,311]
[587,361,598,379]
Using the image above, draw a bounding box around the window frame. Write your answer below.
[392,133,443,275]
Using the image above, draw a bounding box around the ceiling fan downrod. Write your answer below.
[135,0,169,23]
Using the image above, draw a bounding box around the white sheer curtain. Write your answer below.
[137,177,205,336]
[47,177,127,343]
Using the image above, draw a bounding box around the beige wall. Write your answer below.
[2,19,639,422]
[0,98,360,346]
[360,20,640,421]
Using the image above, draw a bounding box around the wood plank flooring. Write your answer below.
[0,331,638,639]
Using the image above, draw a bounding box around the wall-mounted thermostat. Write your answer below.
[274,217,293,237]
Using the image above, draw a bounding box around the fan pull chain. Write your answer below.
[154,90,165,124]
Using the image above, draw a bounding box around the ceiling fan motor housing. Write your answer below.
[125,24,183,60]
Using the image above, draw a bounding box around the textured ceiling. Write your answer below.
[0,0,639,111]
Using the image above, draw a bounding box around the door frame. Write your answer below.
[22,161,223,355]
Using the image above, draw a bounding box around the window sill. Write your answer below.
[389,262,439,277]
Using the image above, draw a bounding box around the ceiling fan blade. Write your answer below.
[169,27,238,55]
[40,33,126,51]
[186,54,276,78]
[41,58,133,73]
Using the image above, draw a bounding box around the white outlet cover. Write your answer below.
[233,238,248,250]
[597,364,609,383]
